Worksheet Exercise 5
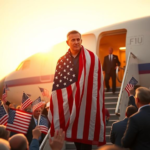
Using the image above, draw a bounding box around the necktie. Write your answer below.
[109,55,111,61]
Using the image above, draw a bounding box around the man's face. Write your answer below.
[66,33,82,52]
[109,48,113,54]
[33,108,41,119]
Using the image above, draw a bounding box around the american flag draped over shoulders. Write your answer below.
[6,108,32,134]
[0,103,8,125]
[49,46,105,145]
[21,93,32,110]
[125,77,138,96]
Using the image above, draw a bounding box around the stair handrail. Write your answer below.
[116,66,125,83]
[115,52,138,116]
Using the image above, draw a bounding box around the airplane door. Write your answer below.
[98,29,127,88]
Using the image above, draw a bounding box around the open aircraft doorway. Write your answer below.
[98,29,127,89]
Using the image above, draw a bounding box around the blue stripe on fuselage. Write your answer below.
[5,75,54,87]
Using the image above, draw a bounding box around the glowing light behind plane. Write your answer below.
[0,0,150,80]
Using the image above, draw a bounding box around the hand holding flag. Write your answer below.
[125,77,138,96]
[38,115,49,134]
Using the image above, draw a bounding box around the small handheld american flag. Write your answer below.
[2,87,7,103]
[125,77,138,96]
[39,87,50,97]
[31,97,45,112]
[6,108,32,134]
[21,93,32,110]
[0,104,8,125]
[39,115,49,134]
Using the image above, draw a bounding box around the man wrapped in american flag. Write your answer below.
[49,30,105,150]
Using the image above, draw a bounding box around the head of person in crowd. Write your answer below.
[0,138,10,150]
[16,105,21,110]
[9,103,15,109]
[32,107,42,119]
[125,105,137,118]
[9,134,29,150]
[97,144,125,150]
[5,101,11,106]
[66,30,82,55]
[108,47,113,54]
[135,87,150,108]
[0,125,10,140]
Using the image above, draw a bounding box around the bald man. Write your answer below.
[9,134,29,150]
[0,138,10,150]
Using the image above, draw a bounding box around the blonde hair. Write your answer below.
[136,87,150,104]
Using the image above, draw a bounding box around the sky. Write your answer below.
[0,0,150,80]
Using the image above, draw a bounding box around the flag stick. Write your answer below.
[38,115,41,126]
[39,128,50,150]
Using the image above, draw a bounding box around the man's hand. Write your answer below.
[49,129,65,150]
[32,126,41,140]
[129,86,134,96]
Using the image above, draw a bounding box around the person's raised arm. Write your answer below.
[49,129,65,150]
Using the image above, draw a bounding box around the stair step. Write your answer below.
[105,97,118,99]
[105,102,117,108]
[105,92,119,97]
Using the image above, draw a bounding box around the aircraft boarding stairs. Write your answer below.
[41,52,139,150]
[40,88,120,150]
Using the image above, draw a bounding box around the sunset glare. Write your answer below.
[0,0,150,80]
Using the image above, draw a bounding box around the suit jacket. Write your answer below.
[26,116,46,145]
[128,96,137,108]
[110,118,128,147]
[103,55,120,74]
[29,139,39,150]
[122,105,150,150]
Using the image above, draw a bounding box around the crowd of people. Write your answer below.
[1,85,150,150]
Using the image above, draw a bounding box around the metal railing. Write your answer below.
[116,66,125,83]
[115,52,140,120]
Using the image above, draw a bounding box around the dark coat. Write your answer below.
[128,96,137,108]
[103,55,120,74]
[110,118,128,147]
[26,116,46,145]
[122,105,150,150]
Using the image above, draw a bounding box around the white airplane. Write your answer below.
[0,16,150,117]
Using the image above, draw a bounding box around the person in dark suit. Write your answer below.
[26,107,47,145]
[103,47,120,93]
[110,105,137,147]
[122,87,150,150]
[128,85,140,108]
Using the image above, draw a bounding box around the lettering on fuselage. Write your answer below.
[127,35,143,45]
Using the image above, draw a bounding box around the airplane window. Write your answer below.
[16,60,30,71]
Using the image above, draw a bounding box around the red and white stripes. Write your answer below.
[49,46,105,145]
